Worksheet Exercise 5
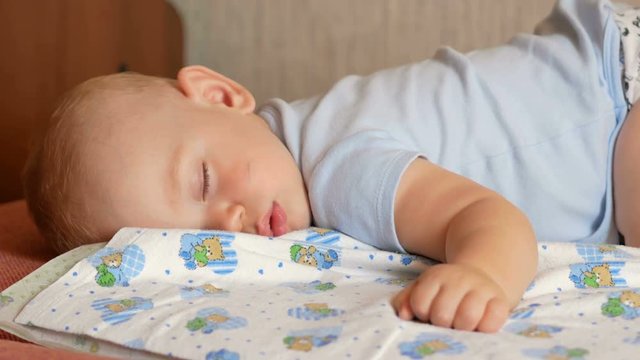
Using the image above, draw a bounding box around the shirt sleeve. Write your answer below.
[307,129,423,253]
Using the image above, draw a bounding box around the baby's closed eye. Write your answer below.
[202,162,210,201]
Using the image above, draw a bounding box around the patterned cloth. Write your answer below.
[614,3,640,106]
[9,228,640,359]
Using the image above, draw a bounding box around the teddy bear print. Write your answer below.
[504,321,564,339]
[178,233,237,274]
[91,297,153,325]
[89,245,146,287]
[569,262,625,289]
[283,334,338,352]
[601,289,640,319]
[290,244,339,270]
[193,238,225,267]
[582,264,614,288]
[185,307,247,334]
[398,333,466,358]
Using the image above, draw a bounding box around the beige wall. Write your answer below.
[169,0,638,104]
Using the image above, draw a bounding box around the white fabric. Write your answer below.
[0,243,164,359]
[13,228,640,359]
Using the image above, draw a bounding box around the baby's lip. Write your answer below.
[270,201,288,236]
[257,206,273,237]
[257,202,288,237]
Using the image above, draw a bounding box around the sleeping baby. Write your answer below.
[22,0,640,333]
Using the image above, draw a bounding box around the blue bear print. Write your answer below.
[398,333,466,358]
[179,233,226,270]
[522,346,588,360]
[290,244,338,270]
[91,297,154,325]
[206,349,240,360]
[282,280,337,294]
[186,307,247,334]
[179,232,238,275]
[505,322,563,339]
[568,262,627,289]
[283,326,342,352]
[287,303,345,321]
[601,289,640,320]
[88,245,145,287]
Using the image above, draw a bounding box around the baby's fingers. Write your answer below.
[452,291,491,331]
[424,285,465,328]
[408,281,447,324]
[391,283,415,320]
[476,297,510,333]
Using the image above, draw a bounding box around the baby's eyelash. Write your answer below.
[202,162,210,201]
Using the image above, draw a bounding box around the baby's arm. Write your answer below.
[614,102,640,248]
[391,158,537,332]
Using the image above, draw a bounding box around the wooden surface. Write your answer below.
[0,0,183,203]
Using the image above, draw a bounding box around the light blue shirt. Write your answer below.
[258,0,628,253]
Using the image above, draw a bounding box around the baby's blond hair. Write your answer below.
[22,72,174,253]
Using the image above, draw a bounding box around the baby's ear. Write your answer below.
[177,65,256,114]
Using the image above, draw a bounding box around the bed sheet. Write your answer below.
[9,227,640,359]
[0,242,164,359]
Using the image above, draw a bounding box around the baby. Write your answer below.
[22,0,640,333]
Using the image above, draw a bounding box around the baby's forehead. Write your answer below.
[79,97,185,148]
[78,73,176,110]
[78,84,175,126]
[61,75,182,151]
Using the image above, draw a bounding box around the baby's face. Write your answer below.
[77,89,311,241]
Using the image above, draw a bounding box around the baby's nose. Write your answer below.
[218,204,245,233]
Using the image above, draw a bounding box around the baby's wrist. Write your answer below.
[453,262,522,306]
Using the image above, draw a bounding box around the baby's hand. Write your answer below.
[391,263,511,333]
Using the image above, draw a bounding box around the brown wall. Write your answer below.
[0,0,183,203]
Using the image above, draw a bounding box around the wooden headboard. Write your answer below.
[0,0,183,203]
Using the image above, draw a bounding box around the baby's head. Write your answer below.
[23,66,311,253]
